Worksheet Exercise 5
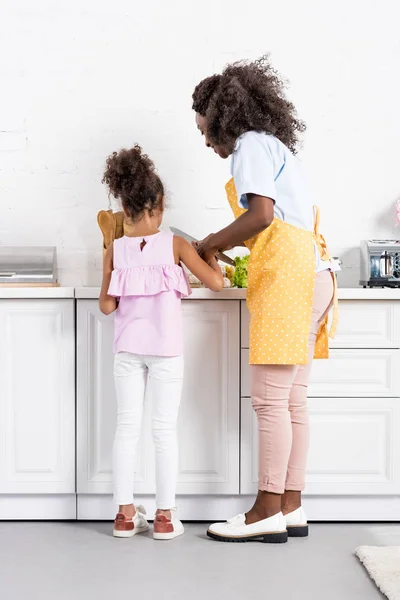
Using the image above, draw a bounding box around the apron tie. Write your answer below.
[313,206,338,339]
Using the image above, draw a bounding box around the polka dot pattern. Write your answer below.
[225,178,330,365]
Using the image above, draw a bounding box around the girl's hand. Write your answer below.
[202,248,219,265]
[99,244,118,315]
[176,237,223,292]
[191,241,217,265]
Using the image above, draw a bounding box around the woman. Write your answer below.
[192,56,338,543]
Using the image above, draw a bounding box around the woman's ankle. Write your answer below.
[245,491,282,524]
[282,490,301,515]
[118,504,136,518]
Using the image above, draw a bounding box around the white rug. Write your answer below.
[356,546,400,599]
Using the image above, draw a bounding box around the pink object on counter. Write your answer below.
[109,231,191,357]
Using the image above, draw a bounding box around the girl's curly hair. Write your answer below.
[192,55,305,154]
[102,145,164,220]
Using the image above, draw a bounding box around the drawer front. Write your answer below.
[331,301,400,349]
[240,396,400,495]
[241,349,400,397]
[241,300,400,349]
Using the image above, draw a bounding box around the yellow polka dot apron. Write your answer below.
[225,178,338,365]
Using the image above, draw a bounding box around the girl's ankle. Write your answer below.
[118,504,136,518]
[156,508,172,520]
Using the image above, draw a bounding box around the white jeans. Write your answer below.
[113,352,184,509]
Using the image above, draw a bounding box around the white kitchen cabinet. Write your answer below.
[0,299,75,494]
[241,396,400,495]
[177,300,240,494]
[77,299,240,497]
[241,348,400,398]
[76,302,152,495]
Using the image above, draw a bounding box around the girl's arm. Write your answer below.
[198,194,274,255]
[174,236,224,292]
[99,244,118,315]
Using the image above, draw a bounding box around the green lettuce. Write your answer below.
[233,255,250,288]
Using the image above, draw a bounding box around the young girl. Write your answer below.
[192,56,338,543]
[99,145,223,540]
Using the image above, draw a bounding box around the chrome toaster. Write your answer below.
[360,240,400,287]
[0,246,58,286]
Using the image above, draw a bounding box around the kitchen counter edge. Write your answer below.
[2,287,400,300]
[0,287,75,299]
[74,287,400,300]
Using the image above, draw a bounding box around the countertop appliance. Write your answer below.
[360,240,400,287]
[0,246,58,286]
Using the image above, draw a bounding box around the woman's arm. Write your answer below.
[198,194,274,255]
[99,244,118,315]
[194,236,247,252]
[174,236,224,292]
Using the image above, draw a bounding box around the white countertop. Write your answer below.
[0,287,75,299]
[74,287,400,300]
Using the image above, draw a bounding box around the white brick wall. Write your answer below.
[1,0,399,286]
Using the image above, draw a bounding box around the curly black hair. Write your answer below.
[192,55,305,154]
[102,145,164,220]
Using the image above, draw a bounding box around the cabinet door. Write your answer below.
[76,301,151,494]
[241,396,400,495]
[77,299,240,496]
[177,301,240,494]
[0,299,75,493]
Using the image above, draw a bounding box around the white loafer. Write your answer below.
[207,512,288,544]
[284,506,308,537]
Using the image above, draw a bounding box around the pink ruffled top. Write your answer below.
[109,231,191,356]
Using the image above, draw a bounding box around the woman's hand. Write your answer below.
[195,234,233,258]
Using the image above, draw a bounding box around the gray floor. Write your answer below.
[1,522,399,599]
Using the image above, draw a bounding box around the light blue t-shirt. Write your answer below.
[231,130,314,231]
[230,131,333,272]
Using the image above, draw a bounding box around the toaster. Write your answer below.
[360,240,400,287]
[0,246,58,286]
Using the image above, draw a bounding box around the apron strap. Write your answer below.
[313,206,339,339]
[313,206,331,262]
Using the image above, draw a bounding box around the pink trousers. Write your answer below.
[251,270,334,494]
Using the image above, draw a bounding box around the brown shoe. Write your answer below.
[113,505,149,538]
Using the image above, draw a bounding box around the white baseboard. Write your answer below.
[1,494,398,521]
[77,494,400,522]
[0,495,76,520]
